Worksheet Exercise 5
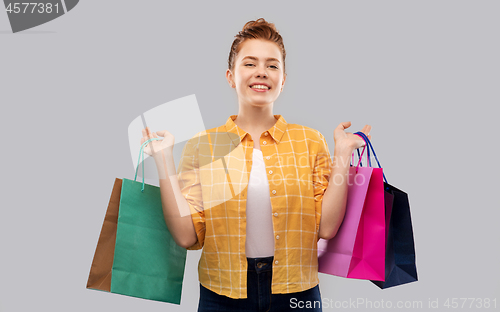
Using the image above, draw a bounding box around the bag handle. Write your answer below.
[354,132,388,184]
[353,134,371,168]
[351,136,371,171]
[353,145,367,173]
[135,138,162,192]
[352,148,367,168]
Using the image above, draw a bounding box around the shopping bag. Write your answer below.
[87,138,187,304]
[318,141,386,281]
[86,177,122,292]
[354,132,418,289]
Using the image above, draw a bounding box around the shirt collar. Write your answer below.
[224,114,288,147]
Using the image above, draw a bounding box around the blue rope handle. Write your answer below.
[354,133,371,167]
[356,149,363,167]
[354,131,388,184]
[350,150,362,167]
[135,137,162,192]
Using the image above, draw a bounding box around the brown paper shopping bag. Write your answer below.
[86,178,122,291]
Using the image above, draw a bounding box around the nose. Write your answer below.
[255,64,268,78]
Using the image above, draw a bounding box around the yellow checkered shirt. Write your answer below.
[177,114,333,299]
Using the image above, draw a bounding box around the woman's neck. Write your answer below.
[233,104,277,135]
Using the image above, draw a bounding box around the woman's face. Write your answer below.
[226,39,286,108]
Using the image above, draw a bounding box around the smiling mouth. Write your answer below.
[250,85,271,91]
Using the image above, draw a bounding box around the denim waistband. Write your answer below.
[247,256,274,272]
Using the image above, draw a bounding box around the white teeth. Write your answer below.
[251,85,269,89]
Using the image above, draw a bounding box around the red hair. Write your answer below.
[228,18,287,74]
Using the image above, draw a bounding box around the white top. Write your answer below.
[245,148,275,258]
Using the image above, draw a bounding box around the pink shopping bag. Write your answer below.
[318,145,386,281]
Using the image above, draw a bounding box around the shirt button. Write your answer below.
[274,212,278,217]
[276,235,280,239]
[264,132,268,136]
[263,141,267,145]
[272,190,277,195]
[275,260,279,264]
[269,170,273,174]
[266,156,270,160]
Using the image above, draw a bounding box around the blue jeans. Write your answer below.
[197,256,323,311]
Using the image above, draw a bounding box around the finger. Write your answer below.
[336,121,351,131]
[140,138,149,154]
[360,124,371,135]
[156,130,168,137]
[354,134,366,145]
[140,137,150,149]
[143,128,154,144]
[367,135,372,141]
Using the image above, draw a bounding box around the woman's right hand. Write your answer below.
[141,127,175,158]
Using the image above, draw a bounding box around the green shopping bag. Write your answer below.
[87,138,187,304]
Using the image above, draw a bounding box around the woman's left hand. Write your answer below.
[333,121,372,153]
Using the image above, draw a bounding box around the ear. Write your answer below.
[226,69,235,88]
[282,73,287,88]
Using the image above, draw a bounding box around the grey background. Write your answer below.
[1,1,499,311]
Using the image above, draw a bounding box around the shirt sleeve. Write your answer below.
[177,133,206,250]
[313,132,333,238]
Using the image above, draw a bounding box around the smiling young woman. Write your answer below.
[141,18,371,312]
[225,22,287,150]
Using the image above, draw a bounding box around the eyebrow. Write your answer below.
[241,56,281,63]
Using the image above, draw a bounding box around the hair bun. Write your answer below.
[242,18,277,32]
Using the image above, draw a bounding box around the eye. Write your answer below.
[270,65,279,69]
[245,63,255,66]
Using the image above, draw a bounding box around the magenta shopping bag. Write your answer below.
[354,131,418,289]
[318,143,386,281]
